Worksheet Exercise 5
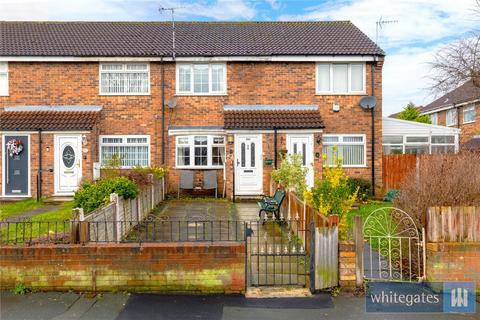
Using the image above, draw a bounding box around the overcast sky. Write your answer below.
[1,0,479,115]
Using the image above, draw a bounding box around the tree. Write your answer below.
[428,1,480,94]
[397,102,432,124]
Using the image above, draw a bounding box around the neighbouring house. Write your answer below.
[0,21,384,200]
[418,80,480,145]
[382,117,460,155]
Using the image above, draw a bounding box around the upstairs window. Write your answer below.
[446,109,457,126]
[100,63,150,95]
[429,113,438,125]
[316,63,365,94]
[463,105,476,124]
[176,63,226,95]
[0,62,8,96]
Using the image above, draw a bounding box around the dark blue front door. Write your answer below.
[4,135,29,196]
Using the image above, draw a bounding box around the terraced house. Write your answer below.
[0,21,384,200]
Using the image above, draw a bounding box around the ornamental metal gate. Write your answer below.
[246,219,308,287]
[363,207,426,282]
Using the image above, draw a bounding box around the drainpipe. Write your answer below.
[37,128,42,201]
[371,58,376,197]
[274,127,278,168]
[161,56,165,165]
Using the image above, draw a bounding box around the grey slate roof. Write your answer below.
[0,21,384,57]
[420,80,480,113]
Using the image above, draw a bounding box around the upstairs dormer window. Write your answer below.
[176,63,226,95]
[316,63,365,95]
[0,62,8,96]
[100,63,150,95]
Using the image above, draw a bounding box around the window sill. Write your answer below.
[463,120,476,124]
[322,165,367,168]
[315,92,367,96]
[99,93,151,96]
[175,166,224,170]
[175,93,228,97]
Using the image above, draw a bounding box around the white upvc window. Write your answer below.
[382,135,404,155]
[176,63,227,95]
[404,136,429,155]
[446,109,457,126]
[316,63,365,94]
[431,135,456,154]
[382,135,457,155]
[0,62,8,96]
[100,135,150,168]
[322,134,366,167]
[463,105,476,124]
[429,113,438,125]
[99,63,150,95]
[176,135,225,168]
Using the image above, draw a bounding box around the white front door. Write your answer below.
[235,134,263,195]
[287,134,314,188]
[55,135,82,195]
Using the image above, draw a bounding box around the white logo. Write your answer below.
[451,288,468,307]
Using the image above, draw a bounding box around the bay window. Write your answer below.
[0,62,8,96]
[176,135,225,168]
[100,135,150,168]
[176,63,226,95]
[323,134,366,167]
[316,63,365,94]
[100,63,150,95]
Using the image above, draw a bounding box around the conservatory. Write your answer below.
[382,117,461,155]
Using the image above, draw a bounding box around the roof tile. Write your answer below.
[0,110,100,131]
[224,109,324,130]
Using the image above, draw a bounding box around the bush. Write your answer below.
[126,166,168,186]
[393,152,480,229]
[73,176,139,214]
[348,178,372,201]
[305,147,358,239]
[271,153,308,196]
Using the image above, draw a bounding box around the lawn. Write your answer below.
[0,199,44,220]
[0,202,74,244]
[346,200,392,230]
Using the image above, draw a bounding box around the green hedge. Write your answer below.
[73,176,139,214]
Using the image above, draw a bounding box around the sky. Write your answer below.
[1,0,479,116]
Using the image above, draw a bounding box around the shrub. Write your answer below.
[305,147,358,239]
[271,153,308,196]
[102,154,122,180]
[393,152,480,229]
[126,166,168,186]
[73,176,139,214]
[348,178,372,201]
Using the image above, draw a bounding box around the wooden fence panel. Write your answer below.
[314,226,339,290]
[427,206,480,242]
[382,154,417,190]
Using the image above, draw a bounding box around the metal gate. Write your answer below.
[246,219,308,287]
[363,207,426,282]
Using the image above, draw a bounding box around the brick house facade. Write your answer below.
[419,80,480,145]
[0,21,384,200]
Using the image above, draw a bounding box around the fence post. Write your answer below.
[353,215,364,287]
[71,208,84,244]
[309,221,316,293]
[79,221,89,244]
[162,177,165,201]
[110,193,121,243]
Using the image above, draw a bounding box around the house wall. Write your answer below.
[428,102,480,144]
[0,60,383,198]
[0,242,245,293]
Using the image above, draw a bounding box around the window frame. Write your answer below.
[0,62,9,96]
[463,105,476,124]
[99,135,151,168]
[429,113,438,125]
[322,134,367,167]
[99,62,150,96]
[430,135,456,154]
[175,135,226,169]
[382,135,404,155]
[382,135,457,155]
[316,63,366,95]
[446,109,457,126]
[404,135,430,155]
[175,63,227,96]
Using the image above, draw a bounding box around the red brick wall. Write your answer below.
[0,60,383,197]
[430,102,480,144]
[426,242,480,293]
[0,242,245,293]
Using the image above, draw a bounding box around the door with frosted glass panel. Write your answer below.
[235,135,263,195]
[287,134,314,188]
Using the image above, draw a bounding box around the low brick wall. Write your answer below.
[0,242,245,294]
[426,242,480,292]
[339,241,357,290]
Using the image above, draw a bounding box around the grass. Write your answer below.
[346,200,392,230]
[0,202,74,244]
[0,199,44,220]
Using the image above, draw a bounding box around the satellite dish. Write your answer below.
[359,96,377,110]
[167,97,177,109]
